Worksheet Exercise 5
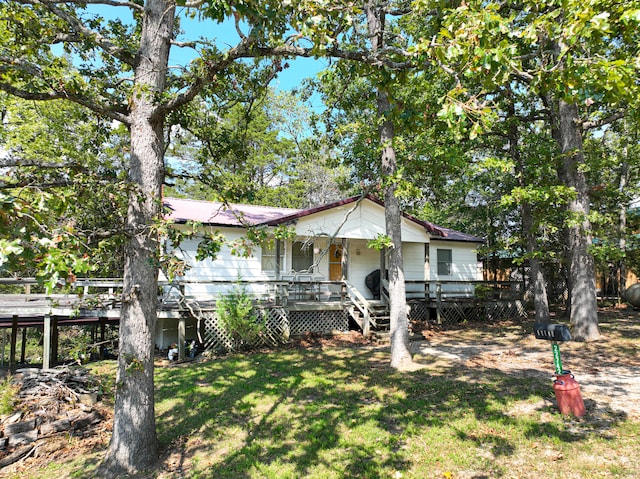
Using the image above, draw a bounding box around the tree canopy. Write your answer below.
[2,0,640,474]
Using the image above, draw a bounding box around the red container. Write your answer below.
[553,372,586,417]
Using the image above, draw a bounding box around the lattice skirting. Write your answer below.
[408,301,430,322]
[435,300,526,327]
[201,307,348,352]
[289,310,349,334]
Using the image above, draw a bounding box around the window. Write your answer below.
[292,241,314,273]
[437,249,452,276]
[261,243,283,272]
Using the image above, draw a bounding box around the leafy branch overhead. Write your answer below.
[1,1,434,129]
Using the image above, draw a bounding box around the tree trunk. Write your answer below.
[100,0,174,474]
[523,201,550,321]
[379,90,413,370]
[556,100,600,341]
[618,158,629,301]
[365,0,413,370]
[507,96,550,321]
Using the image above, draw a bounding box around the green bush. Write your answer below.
[0,376,19,416]
[216,283,266,351]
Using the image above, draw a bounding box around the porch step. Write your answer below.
[370,331,390,345]
[347,302,390,333]
[375,318,390,330]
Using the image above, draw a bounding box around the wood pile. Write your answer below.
[0,367,108,469]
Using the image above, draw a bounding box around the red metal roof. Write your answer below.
[164,197,301,227]
[163,195,484,243]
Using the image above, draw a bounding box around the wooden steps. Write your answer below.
[348,299,390,335]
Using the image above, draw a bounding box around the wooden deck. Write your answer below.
[0,277,525,367]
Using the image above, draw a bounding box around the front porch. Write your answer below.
[0,277,525,365]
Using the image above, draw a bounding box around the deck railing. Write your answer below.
[0,277,523,308]
[0,277,525,366]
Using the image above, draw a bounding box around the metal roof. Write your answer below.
[164,197,300,227]
[163,196,484,243]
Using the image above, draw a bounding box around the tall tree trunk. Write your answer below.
[379,89,413,370]
[618,158,629,301]
[556,100,600,341]
[365,0,413,369]
[507,97,550,321]
[522,202,550,321]
[100,0,174,474]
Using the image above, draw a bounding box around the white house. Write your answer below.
[163,195,483,296]
[155,195,485,350]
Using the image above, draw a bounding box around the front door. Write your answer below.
[329,244,343,280]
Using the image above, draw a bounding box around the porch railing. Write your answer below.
[1,277,523,317]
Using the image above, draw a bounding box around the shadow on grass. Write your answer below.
[70,344,629,478]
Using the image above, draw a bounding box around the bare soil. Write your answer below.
[414,306,640,420]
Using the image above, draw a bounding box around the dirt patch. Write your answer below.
[413,306,640,420]
[290,330,375,348]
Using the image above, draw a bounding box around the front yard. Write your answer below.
[3,307,639,478]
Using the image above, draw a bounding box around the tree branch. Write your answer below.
[0,56,45,78]
[33,0,143,10]
[0,81,130,124]
[31,0,137,66]
[0,179,75,189]
[582,110,625,130]
[0,157,86,169]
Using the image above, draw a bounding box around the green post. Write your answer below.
[551,342,563,375]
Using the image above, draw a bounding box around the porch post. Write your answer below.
[43,314,51,369]
[276,239,282,279]
[424,243,430,300]
[341,238,349,280]
[178,317,186,360]
[436,282,442,325]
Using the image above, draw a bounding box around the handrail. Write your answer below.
[380,278,390,305]
[1,277,523,308]
[343,280,374,336]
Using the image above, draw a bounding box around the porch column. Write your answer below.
[424,243,430,300]
[43,314,52,369]
[341,238,349,280]
[275,239,282,280]
[178,317,186,361]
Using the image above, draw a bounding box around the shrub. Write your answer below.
[0,376,19,416]
[216,283,266,351]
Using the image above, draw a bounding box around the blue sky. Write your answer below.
[173,9,328,107]
[80,5,328,109]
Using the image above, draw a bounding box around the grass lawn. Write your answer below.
[5,315,640,478]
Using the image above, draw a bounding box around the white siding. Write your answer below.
[429,240,482,296]
[429,240,481,281]
[314,237,330,278]
[345,241,428,300]
[348,239,381,299]
[403,242,428,298]
[166,226,271,298]
[292,200,428,243]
